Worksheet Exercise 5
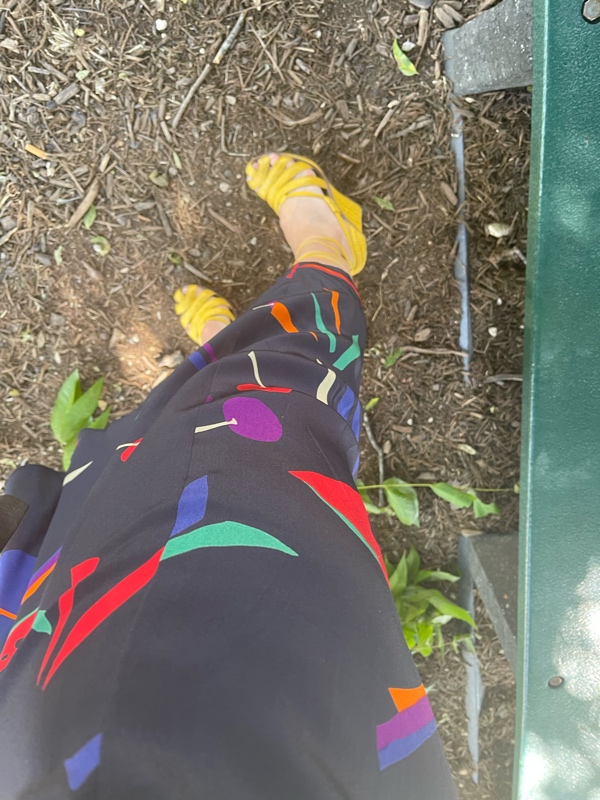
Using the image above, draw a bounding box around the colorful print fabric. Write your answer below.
[0,262,456,799]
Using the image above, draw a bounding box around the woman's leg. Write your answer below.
[0,158,457,799]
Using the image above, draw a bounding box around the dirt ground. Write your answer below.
[1,0,529,796]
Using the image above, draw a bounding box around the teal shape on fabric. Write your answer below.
[161,521,298,561]
[333,335,361,370]
[32,609,52,635]
[312,293,337,353]
[303,486,379,565]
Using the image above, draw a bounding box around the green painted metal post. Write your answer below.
[516,2,600,798]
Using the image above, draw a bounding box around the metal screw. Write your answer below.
[548,676,564,688]
[582,0,600,22]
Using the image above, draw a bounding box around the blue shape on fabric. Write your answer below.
[377,719,436,770]
[352,453,360,477]
[0,550,37,615]
[337,386,355,420]
[351,404,362,441]
[64,733,103,791]
[170,475,208,538]
[188,351,207,370]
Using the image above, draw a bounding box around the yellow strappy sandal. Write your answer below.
[173,286,235,345]
[245,153,367,276]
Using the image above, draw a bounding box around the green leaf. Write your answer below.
[389,553,408,597]
[473,497,500,519]
[430,482,475,509]
[168,251,183,265]
[403,623,417,650]
[383,477,419,527]
[82,204,97,230]
[417,569,460,584]
[149,170,169,188]
[53,245,63,266]
[392,39,418,76]
[65,378,105,435]
[405,544,420,584]
[384,347,404,368]
[172,151,183,170]
[91,236,110,256]
[62,437,78,471]
[365,397,379,411]
[374,196,394,212]
[51,370,80,444]
[87,406,111,430]
[423,588,476,627]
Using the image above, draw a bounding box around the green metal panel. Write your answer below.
[516,2,600,798]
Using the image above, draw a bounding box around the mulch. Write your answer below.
[0,0,529,796]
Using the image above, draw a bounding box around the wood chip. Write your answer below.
[25,143,50,160]
[66,177,100,229]
[440,181,458,206]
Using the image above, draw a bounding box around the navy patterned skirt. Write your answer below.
[0,262,457,799]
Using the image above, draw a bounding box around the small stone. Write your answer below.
[583,0,600,22]
[408,0,432,9]
[157,351,184,369]
[383,440,392,455]
[218,181,231,193]
[486,221,512,238]
[403,13,420,26]
[0,216,16,232]
[488,327,498,338]
[401,41,416,52]
[249,236,257,246]
[50,313,64,327]
[155,18,168,31]
[225,95,237,105]
[414,327,432,342]
[188,248,201,258]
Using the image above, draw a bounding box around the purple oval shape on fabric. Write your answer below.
[222,397,282,442]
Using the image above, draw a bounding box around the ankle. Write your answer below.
[294,236,353,276]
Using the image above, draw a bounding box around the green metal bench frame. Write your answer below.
[516,1,600,797]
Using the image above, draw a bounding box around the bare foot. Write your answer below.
[251,153,354,276]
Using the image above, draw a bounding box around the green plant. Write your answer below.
[357,478,501,526]
[386,546,476,658]
[51,370,110,470]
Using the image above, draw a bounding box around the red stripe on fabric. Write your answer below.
[287,263,361,299]
[237,384,292,393]
[290,471,387,578]
[120,438,143,463]
[42,548,164,689]
[37,558,99,686]
[0,611,37,673]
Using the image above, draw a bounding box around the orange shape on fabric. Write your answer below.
[325,289,341,334]
[389,685,427,713]
[271,302,298,334]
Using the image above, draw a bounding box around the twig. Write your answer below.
[182,261,212,282]
[363,413,385,507]
[171,64,211,130]
[482,374,523,384]
[171,12,245,130]
[66,177,100,229]
[402,345,466,357]
[213,11,246,64]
